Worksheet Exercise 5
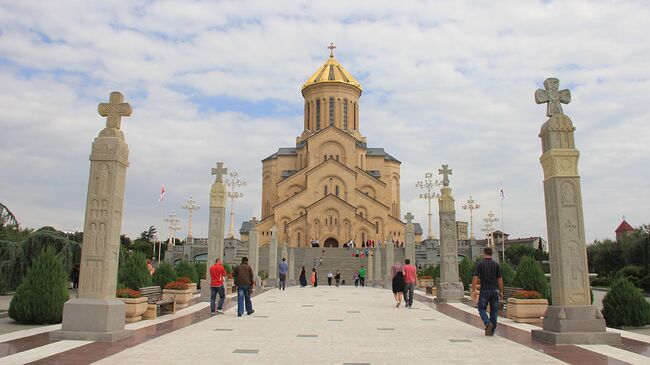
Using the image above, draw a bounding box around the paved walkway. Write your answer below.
[2,286,650,364]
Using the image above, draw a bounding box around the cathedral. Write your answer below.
[256,46,415,247]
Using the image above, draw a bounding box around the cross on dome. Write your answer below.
[328,42,336,57]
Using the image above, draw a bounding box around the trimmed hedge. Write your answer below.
[175,261,198,283]
[602,277,650,327]
[9,247,69,324]
[118,252,152,290]
[515,256,549,298]
[152,262,177,288]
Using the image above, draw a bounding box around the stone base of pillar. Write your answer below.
[434,282,464,303]
[531,305,621,345]
[50,298,131,342]
[267,277,279,287]
[200,279,210,301]
[287,278,296,286]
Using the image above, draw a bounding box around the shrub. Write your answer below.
[116,288,142,298]
[194,262,207,289]
[175,261,198,283]
[223,263,233,274]
[515,256,549,298]
[513,290,543,299]
[118,252,152,290]
[591,277,612,287]
[9,247,69,324]
[458,257,475,289]
[258,270,269,280]
[639,275,650,293]
[152,262,177,288]
[615,265,642,287]
[501,261,516,287]
[164,281,189,290]
[602,277,650,327]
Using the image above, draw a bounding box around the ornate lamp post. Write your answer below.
[416,172,440,239]
[225,170,246,238]
[181,196,200,243]
[462,196,480,239]
[482,210,499,256]
[164,210,182,247]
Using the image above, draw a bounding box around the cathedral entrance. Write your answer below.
[324,238,339,247]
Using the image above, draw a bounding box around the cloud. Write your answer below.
[1,0,649,244]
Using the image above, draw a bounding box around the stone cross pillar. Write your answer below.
[404,212,416,264]
[531,78,619,345]
[288,247,296,285]
[436,165,464,302]
[247,217,261,286]
[281,242,288,260]
[267,226,279,287]
[53,92,132,342]
[201,162,228,301]
[374,247,382,287]
[384,239,395,288]
[367,249,374,285]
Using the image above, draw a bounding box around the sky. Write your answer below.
[1,1,649,244]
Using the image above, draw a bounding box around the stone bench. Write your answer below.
[140,286,176,319]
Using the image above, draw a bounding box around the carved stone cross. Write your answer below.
[250,217,259,226]
[404,212,414,224]
[535,77,571,117]
[328,42,336,57]
[439,164,452,186]
[211,162,228,183]
[271,225,277,236]
[98,92,132,129]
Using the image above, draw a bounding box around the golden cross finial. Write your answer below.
[328,42,336,57]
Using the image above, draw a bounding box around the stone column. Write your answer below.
[374,247,382,287]
[247,217,261,286]
[404,212,416,264]
[267,226,279,287]
[530,78,619,345]
[367,249,374,285]
[436,165,464,302]
[384,239,395,288]
[281,242,288,260]
[53,92,132,342]
[201,162,228,301]
[288,247,296,285]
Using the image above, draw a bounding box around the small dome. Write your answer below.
[302,46,362,92]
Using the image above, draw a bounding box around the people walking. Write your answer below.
[278,257,288,290]
[353,271,359,287]
[299,266,307,288]
[335,270,341,287]
[471,247,503,336]
[359,265,366,287]
[209,258,227,315]
[233,256,255,317]
[402,258,417,308]
[311,268,316,287]
[327,271,333,286]
[391,261,405,308]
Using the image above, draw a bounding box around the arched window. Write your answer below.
[324,186,328,196]
[335,155,339,161]
[375,221,379,234]
[335,185,340,197]
[354,103,357,130]
[316,100,321,130]
[297,232,301,246]
[343,100,348,130]
[329,97,334,126]
[306,103,310,128]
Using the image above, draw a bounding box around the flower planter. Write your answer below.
[119,297,148,323]
[227,278,236,294]
[506,298,548,323]
[163,288,193,309]
[417,278,434,290]
[188,283,197,293]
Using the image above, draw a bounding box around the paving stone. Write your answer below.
[449,339,472,343]
[233,349,259,354]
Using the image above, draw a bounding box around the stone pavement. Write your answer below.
[2,287,650,364]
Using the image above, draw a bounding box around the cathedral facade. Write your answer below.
[256,48,413,247]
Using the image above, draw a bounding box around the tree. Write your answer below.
[0,203,18,226]
[505,244,548,267]
[602,277,650,327]
[139,225,157,243]
[152,262,177,288]
[514,256,549,298]
[175,261,198,283]
[500,261,516,287]
[458,257,475,290]
[9,247,69,324]
[118,252,152,290]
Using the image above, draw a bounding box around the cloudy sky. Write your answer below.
[1,1,648,243]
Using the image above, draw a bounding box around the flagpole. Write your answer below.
[158,184,165,265]
[501,186,505,262]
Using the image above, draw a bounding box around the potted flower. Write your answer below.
[116,288,147,323]
[177,276,197,293]
[258,270,269,287]
[162,281,192,309]
[507,290,549,323]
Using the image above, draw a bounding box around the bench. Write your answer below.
[140,286,176,320]
[498,286,523,316]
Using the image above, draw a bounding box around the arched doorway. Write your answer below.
[324,238,339,247]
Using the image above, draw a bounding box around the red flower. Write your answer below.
[116,288,142,298]
[177,277,192,284]
[164,281,189,290]
[513,290,543,299]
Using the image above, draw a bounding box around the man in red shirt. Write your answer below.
[209,258,227,315]
[402,258,417,308]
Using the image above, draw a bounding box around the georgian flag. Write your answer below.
[159,184,166,202]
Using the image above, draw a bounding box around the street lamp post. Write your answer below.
[181,196,200,243]
[462,196,480,239]
[164,210,182,248]
[225,171,246,238]
[416,172,440,240]
[482,210,499,258]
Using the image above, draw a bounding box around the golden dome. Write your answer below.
[301,44,362,92]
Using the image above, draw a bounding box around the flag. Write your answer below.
[159,184,166,202]
[500,188,505,199]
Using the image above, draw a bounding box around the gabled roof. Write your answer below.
[366,148,401,163]
[413,223,423,235]
[615,220,634,233]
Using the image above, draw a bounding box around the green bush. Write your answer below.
[515,256,549,298]
[223,263,233,275]
[638,275,650,293]
[9,247,69,324]
[602,277,650,327]
[500,261,516,287]
[194,262,207,289]
[152,262,177,288]
[591,277,612,287]
[459,257,475,289]
[615,265,642,287]
[117,252,152,290]
[175,260,198,283]
[417,265,437,278]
